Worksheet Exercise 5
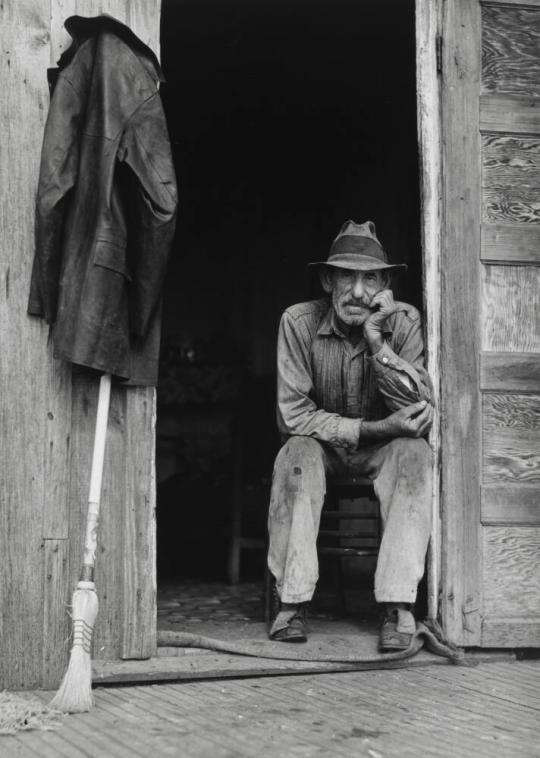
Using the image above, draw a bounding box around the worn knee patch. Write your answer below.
[272,437,326,509]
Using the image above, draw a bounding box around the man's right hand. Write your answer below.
[381,401,433,439]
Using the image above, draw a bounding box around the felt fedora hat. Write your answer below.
[309,220,407,272]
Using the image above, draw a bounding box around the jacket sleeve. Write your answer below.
[28,78,80,322]
[118,92,178,337]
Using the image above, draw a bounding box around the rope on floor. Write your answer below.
[158,618,469,666]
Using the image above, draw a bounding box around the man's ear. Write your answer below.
[319,266,334,294]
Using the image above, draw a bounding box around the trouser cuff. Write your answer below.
[374,585,418,604]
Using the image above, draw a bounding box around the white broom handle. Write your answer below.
[81,373,112,580]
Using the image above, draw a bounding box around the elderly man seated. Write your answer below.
[267,220,434,651]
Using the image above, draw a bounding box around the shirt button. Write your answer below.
[382,356,389,364]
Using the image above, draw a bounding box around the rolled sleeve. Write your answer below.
[369,314,433,412]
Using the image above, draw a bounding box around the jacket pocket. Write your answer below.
[93,238,132,281]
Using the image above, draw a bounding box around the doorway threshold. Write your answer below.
[92,620,515,686]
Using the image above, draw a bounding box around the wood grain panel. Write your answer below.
[440,0,482,645]
[483,527,540,617]
[481,353,540,392]
[0,0,71,690]
[481,486,539,525]
[481,224,540,263]
[482,3,540,98]
[482,134,540,225]
[121,387,157,659]
[482,265,540,352]
[483,392,540,485]
[480,95,539,134]
[483,428,540,484]
[483,392,540,430]
[482,618,540,647]
[128,0,162,54]
[42,539,69,688]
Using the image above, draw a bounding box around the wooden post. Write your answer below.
[416,0,442,622]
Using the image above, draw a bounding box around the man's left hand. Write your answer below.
[363,289,398,351]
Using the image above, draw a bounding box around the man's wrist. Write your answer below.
[364,330,384,354]
[358,418,388,441]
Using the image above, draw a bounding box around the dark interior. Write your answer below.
[157,0,421,596]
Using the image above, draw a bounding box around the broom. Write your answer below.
[50,373,112,713]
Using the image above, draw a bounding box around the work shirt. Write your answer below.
[276,297,432,451]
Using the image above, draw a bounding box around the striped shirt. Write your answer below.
[276,297,432,450]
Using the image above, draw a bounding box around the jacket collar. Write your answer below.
[58,15,165,82]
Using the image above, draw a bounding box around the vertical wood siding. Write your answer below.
[479,0,540,647]
[441,0,540,647]
[0,0,160,689]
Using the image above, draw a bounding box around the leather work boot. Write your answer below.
[269,603,308,642]
[379,605,416,652]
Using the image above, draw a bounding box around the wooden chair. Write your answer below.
[265,475,380,625]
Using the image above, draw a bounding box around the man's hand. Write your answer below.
[381,400,434,439]
[363,289,399,352]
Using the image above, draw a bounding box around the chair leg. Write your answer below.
[264,566,280,629]
[227,538,241,585]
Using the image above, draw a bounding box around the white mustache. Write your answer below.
[343,300,371,308]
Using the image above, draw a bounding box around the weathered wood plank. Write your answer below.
[480,95,540,134]
[128,0,162,55]
[482,265,540,352]
[482,618,540,647]
[482,134,540,225]
[0,0,68,690]
[481,485,540,525]
[42,539,69,688]
[483,526,540,617]
[483,427,540,484]
[483,134,540,186]
[481,224,540,263]
[440,0,482,645]
[482,3,540,98]
[482,0,540,6]
[416,0,443,624]
[483,390,540,486]
[483,392,540,431]
[121,387,157,659]
[481,352,540,392]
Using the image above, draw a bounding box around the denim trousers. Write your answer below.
[267,435,432,605]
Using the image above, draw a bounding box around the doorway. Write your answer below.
[156,0,423,643]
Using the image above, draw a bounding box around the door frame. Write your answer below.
[152,0,446,649]
[416,0,443,624]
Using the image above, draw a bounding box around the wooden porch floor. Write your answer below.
[5,659,539,757]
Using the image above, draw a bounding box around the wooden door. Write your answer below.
[0,0,161,690]
[441,0,540,646]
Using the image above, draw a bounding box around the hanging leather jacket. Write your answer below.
[28,15,178,386]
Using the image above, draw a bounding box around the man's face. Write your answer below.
[323,267,389,327]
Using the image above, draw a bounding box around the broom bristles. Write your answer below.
[50,582,98,713]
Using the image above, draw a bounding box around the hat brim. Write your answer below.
[308,257,407,272]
